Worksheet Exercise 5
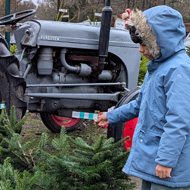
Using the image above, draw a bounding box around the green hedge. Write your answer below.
[138,55,149,86]
[10,44,17,55]
[186,46,190,57]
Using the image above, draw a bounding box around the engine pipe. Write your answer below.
[60,48,80,73]
[98,0,112,63]
[60,48,93,77]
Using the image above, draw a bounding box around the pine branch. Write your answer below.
[33,183,47,190]
[67,136,93,151]
[21,139,38,154]
[28,149,36,168]
[7,148,29,167]
[37,133,49,150]
[74,149,94,157]
[102,137,128,151]
[92,149,112,164]
[51,129,69,152]
[10,106,17,128]
[69,155,92,166]
[2,124,14,136]
[14,113,30,132]
[17,141,31,166]
[93,135,105,153]
[95,160,113,175]
[3,108,12,128]
[102,137,114,149]
[112,151,129,165]
[89,182,108,190]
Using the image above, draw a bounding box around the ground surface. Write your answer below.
[21,113,141,190]
[130,176,141,190]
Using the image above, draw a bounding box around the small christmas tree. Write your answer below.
[44,128,135,190]
[0,107,135,190]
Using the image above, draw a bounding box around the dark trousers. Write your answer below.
[141,180,190,190]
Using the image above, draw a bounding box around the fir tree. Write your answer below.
[0,106,29,136]
[0,157,43,190]
[0,107,135,190]
[0,107,49,170]
[44,128,135,190]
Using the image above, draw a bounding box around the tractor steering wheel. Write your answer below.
[0,9,36,26]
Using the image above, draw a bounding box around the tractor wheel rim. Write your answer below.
[51,115,80,127]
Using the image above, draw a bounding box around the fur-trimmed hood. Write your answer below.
[129,6,186,62]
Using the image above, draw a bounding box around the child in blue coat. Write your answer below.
[95,5,190,190]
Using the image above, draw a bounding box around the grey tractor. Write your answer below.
[0,1,140,144]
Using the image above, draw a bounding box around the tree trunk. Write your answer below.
[148,0,152,8]
[142,0,145,10]
[77,4,80,22]
[128,0,130,8]
[132,0,137,8]
[57,0,60,13]
[154,0,158,6]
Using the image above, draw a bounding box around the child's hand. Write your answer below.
[156,164,172,178]
[94,112,109,127]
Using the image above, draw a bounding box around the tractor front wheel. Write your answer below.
[40,113,84,133]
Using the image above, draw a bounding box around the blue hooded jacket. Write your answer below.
[107,6,190,187]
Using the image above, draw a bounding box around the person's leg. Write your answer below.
[141,180,151,190]
[151,182,190,190]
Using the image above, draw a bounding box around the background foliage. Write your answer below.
[138,55,148,86]
[138,49,190,85]
[0,0,190,23]
[186,46,190,57]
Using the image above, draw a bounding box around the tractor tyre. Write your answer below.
[40,113,84,133]
[0,57,26,121]
[107,88,140,151]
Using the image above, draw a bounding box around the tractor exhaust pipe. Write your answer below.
[98,0,112,65]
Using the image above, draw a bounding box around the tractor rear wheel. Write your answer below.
[0,58,26,121]
[107,88,140,150]
[40,113,84,133]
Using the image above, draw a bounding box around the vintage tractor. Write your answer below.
[0,1,140,150]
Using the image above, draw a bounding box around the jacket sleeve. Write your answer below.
[107,88,142,126]
[155,64,190,168]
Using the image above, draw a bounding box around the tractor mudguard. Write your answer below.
[0,42,12,57]
[0,36,19,75]
[0,33,8,48]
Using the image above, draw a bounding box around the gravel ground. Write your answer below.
[130,176,142,190]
